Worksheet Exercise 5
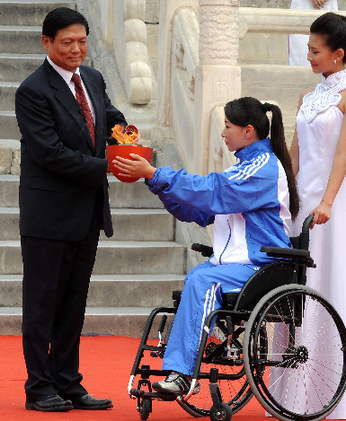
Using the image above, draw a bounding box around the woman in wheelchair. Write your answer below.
[114,96,300,395]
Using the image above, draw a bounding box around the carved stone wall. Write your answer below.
[170,7,199,168]
[146,0,159,22]
[156,0,198,128]
[208,106,236,173]
[199,0,239,65]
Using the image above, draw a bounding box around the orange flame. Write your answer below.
[111,124,140,144]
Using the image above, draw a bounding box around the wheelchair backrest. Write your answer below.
[234,262,296,312]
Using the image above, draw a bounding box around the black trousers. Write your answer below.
[21,229,100,401]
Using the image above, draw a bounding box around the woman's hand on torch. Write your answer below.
[113,153,156,180]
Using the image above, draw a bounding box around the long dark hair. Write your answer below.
[310,12,346,63]
[224,97,299,219]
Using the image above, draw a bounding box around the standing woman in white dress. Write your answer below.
[289,0,338,65]
[290,12,346,419]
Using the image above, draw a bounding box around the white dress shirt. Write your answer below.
[47,56,95,122]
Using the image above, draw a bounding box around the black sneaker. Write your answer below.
[152,372,200,395]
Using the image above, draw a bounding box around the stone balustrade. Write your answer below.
[240,7,346,36]
[78,0,153,105]
[244,0,346,8]
[157,2,346,175]
[122,0,152,104]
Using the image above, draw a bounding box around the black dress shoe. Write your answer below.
[25,394,73,412]
[70,394,113,410]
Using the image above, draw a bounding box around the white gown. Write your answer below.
[293,68,346,419]
[289,0,338,66]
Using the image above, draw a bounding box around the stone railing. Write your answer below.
[119,0,152,104]
[240,7,346,36]
[158,2,346,175]
[78,0,152,105]
[244,0,346,8]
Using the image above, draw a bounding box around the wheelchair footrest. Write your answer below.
[130,389,177,401]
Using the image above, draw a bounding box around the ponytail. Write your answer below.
[263,102,299,219]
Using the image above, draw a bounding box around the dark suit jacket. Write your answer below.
[15,59,127,241]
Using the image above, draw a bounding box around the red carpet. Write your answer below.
[0,336,337,421]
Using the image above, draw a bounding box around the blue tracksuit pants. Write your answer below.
[163,261,260,375]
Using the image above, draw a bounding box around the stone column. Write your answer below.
[194,0,241,173]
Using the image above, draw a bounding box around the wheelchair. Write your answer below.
[128,215,346,421]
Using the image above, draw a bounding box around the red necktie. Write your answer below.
[72,73,95,147]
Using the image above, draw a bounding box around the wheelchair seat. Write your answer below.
[173,261,296,313]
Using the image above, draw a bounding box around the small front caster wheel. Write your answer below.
[210,403,232,421]
[140,398,152,420]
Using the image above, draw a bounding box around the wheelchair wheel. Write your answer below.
[178,318,253,417]
[139,398,152,420]
[243,284,346,421]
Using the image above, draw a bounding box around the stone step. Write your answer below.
[0,25,42,54]
[0,111,155,145]
[0,273,184,307]
[0,111,19,139]
[0,1,75,26]
[0,140,20,174]
[0,306,174,337]
[0,128,153,178]
[0,54,93,85]
[108,177,163,209]
[0,207,174,241]
[0,175,163,208]
[0,81,18,110]
[0,175,19,206]
[0,240,185,275]
[0,85,152,141]
[0,53,45,83]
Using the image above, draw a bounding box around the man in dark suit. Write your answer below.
[15,7,127,412]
